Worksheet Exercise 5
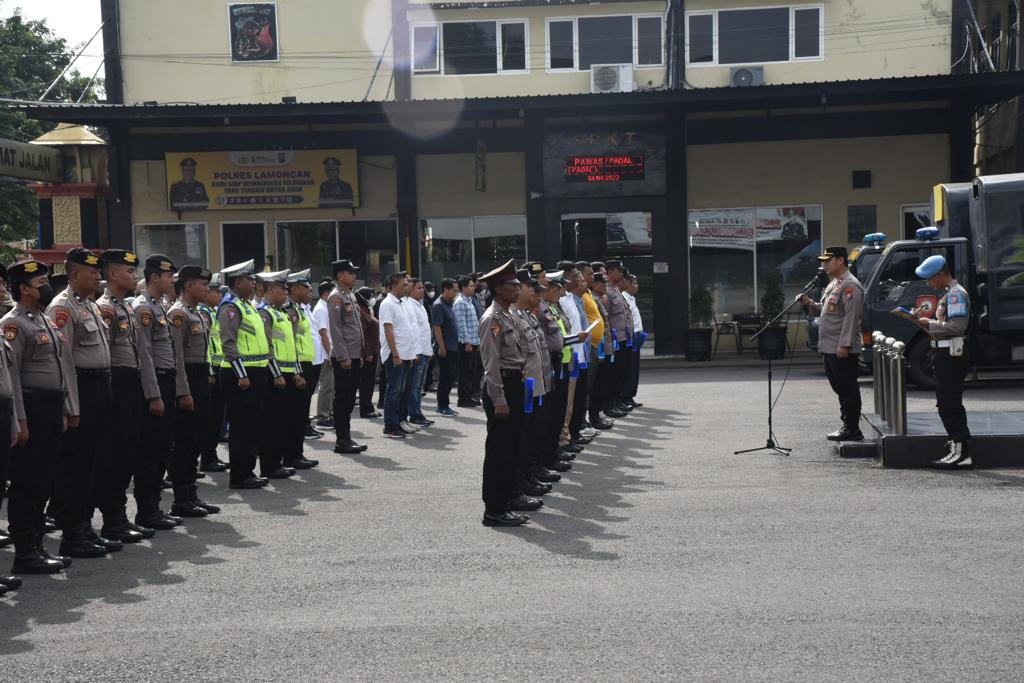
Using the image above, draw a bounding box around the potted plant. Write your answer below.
[757,273,788,360]
[686,286,715,361]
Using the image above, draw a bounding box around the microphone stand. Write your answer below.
[734,274,823,457]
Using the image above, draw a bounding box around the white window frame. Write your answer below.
[412,19,530,77]
[411,22,441,75]
[221,221,267,271]
[133,222,210,267]
[545,17,578,73]
[633,14,666,69]
[684,4,825,67]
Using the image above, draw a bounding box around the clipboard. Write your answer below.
[889,306,920,322]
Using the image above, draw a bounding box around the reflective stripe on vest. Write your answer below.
[220,298,269,368]
[295,306,314,363]
[550,304,572,364]
[264,305,298,372]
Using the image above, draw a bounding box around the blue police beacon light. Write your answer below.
[915,227,941,241]
[863,232,887,245]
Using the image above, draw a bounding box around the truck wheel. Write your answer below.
[906,336,937,389]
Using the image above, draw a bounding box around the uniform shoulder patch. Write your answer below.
[491,322,501,337]
[170,311,184,328]
[140,309,153,327]
[51,306,71,329]
[3,324,16,341]
[227,308,237,320]
[100,306,115,326]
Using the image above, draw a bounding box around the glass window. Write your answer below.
[412,24,440,73]
[719,8,789,64]
[134,223,207,269]
[473,216,526,276]
[442,21,497,75]
[794,8,821,59]
[276,221,337,284]
[636,16,663,66]
[338,220,399,289]
[755,206,823,304]
[548,20,575,69]
[579,16,633,70]
[420,218,473,286]
[500,22,527,71]
[876,249,923,302]
[687,14,714,64]
[847,205,878,243]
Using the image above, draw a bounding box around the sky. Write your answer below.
[9,0,105,93]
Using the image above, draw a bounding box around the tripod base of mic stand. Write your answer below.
[735,439,792,456]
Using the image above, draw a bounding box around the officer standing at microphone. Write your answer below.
[799,247,864,442]
[912,255,973,469]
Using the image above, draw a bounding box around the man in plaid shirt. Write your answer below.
[453,275,481,408]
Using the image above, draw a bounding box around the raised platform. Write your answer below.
[849,412,1024,468]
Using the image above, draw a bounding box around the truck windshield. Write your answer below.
[851,250,882,283]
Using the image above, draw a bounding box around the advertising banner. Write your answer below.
[689,206,816,249]
[165,150,359,211]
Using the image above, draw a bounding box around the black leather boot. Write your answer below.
[59,526,108,559]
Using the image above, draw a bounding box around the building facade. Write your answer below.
[24,0,1024,354]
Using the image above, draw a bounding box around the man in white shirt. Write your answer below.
[404,278,435,428]
[312,281,334,428]
[621,273,644,408]
[556,262,588,449]
[378,272,419,438]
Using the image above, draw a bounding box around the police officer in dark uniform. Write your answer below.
[168,265,220,517]
[47,247,117,558]
[0,264,26,591]
[96,249,152,543]
[478,260,531,527]
[327,259,367,454]
[912,255,973,469]
[318,157,354,207]
[135,254,185,530]
[169,157,210,209]
[2,260,73,574]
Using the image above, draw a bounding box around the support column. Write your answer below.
[524,111,550,262]
[660,105,689,355]
[107,124,133,248]
[396,139,418,274]
[950,98,975,182]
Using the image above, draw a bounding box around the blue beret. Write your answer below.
[916,254,946,279]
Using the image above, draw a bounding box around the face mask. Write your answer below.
[36,283,56,307]
[426,290,436,299]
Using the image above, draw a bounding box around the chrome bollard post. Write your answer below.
[884,337,897,430]
[877,336,890,422]
[893,341,907,435]
[872,331,886,416]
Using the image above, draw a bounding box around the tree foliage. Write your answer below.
[0,6,103,262]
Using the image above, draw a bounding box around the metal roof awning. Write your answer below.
[18,72,1024,127]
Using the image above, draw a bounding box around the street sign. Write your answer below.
[0,138,61,183]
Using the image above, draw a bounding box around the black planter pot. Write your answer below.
[686,328,713,362]
[757,326,788,360]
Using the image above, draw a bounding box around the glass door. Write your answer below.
[222,222,266,271]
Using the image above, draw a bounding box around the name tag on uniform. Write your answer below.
[37,333,50,344]
[119,320,129,331]
[190,322,202,334]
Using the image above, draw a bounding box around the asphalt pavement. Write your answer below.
[2,364,1023,681]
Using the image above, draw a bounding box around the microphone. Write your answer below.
[802,268,827,293]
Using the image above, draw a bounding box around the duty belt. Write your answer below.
[500,369,523,380]
[931,337,964,349]
[76,367,110,377]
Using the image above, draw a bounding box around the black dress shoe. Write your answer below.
[482,511,528,527]
[563,443,583,453]
[360,411,382,419]
[59,535,108,559]
[521,481,551,496]
[548,461,572,473]
[590,418,614,430]
[304,425,323,439]
[605,407,628,419]
[193,499,221,514]
[572,434,594,444]
[827,427,864,442]
[200,460,229,473]
[334,440,368,454]
[170,501,210,518]
[264,467,296,479]
[135,512,178,530]
[11,553,64,574]
[38,546,72,568]
[510,494,544,512]
[557,449,577,461]
[126,522,156,539]
[409,416,434,427]
[534,470,562,483]
[100,524,146,544]
[284,457,318,470]
[83,526,123,553]
[194,471,208,480]
[230,476,269,490]
[0,575,23,589]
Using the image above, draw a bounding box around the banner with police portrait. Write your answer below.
[229,3,279,62]
[165,150,360,211]
[688,206,818,250]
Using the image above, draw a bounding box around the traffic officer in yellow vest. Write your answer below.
[96,249,152,544]
[911,255,974,469]
[198,276,229,473]
[798,246,865,441]
[256,269,302,480]
[285,269,319,470]
[2,260,74,574]
[135,254,186,531]
[47,247,117,558]
[218,260,272,490]
[540,271,578,470]
[168,265,220,518]
[477,260,530,528]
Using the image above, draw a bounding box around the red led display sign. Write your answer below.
[564,155,645,183]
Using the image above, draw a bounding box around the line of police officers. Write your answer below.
[0,249,323,591]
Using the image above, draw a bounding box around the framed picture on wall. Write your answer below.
[229,3,279,63]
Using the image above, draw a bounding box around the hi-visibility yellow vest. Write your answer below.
[294,305,314,363]
[201,303,223,366]
[219,296,269,368]
[262,303,298,373]
[549,303,572,364]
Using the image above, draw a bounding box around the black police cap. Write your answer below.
[100,249,140,267]
[605,259,625,272]
[65,247,101,269]
[331,259,359,275]
[5,260,48,290]
[177,265,212,282]
[144,254,178,273]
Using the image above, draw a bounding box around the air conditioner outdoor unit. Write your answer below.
[730,66,764,87]
[591,64,635,93]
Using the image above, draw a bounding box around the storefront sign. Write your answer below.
[0,138,61,183]
[689,206,815,250]
[543,131,665,198]
[165,149,359,211]
[565,155,645,183]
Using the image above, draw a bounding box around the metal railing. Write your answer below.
[871,331,907,435]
